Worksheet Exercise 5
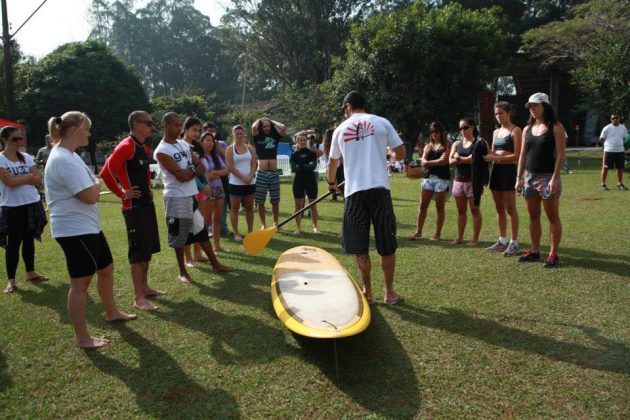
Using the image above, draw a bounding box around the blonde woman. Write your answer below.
[45,112,136,349]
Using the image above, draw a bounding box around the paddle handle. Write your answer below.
[277,181,345,229]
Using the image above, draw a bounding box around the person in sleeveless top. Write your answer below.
[200,132,229,251]
[484,102,522,256]
[449,118,488,246]
[226,125,257,242]
[516,92,565,268]
[409,121,450,241]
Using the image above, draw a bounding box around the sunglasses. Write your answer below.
[459,126,470,131]
[137,120,155,127]
[10,136,24,141]
[611,117,619,120]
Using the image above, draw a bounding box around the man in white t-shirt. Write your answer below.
[599,113,628,190]
[327,91,406,305]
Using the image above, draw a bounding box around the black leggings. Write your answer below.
[5,205,36,279]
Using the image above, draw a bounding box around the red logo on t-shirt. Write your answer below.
[343,120,375,142]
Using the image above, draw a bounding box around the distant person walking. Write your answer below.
[484,101,521,256]
[327,91,406,305]
[0,126,48,294]
[599,113,627,190]
[100,111,162,311]
[516,93,565,268]
[45,112,136,348]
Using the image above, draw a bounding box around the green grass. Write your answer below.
[1,156,628,418]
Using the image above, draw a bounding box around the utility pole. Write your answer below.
[2,0,16,119]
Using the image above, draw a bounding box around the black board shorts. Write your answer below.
[123,203,161,264]
[56,231,113,278]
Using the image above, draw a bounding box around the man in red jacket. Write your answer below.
[101,111,162,311]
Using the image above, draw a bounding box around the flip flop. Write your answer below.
[26,275,49,282]
[3,284,17,294]
[384,296,402,305]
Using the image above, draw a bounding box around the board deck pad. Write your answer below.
[272,246,370,338]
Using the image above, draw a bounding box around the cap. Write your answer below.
[525,92,550,108]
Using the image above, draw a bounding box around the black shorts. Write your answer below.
[489,164,517,191]
[292,175,318,199]
[228,183,255,197]
[342,188,397,256]
[123,203,161,264]
[56,231,113,278]
[604,152,625,169]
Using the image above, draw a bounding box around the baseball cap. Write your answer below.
[525,92,550,108]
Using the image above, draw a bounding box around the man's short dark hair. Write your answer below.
[162,111,179,125]
[342,91,366,110]
[128,110,148,131]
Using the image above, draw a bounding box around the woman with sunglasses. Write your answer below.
[45,112,136,348]
[449,118,488,245]
[516,93,565,268]
[410,121,450,241]
[0,127,49,294]
[484,101,522,256]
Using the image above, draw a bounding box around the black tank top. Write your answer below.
[455,140,474,178]
[127,136,153,207]
[525,127,556,173]
[493,131,514,153]
[425,148,450,180]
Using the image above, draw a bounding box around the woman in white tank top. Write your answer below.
[225,125,257,242]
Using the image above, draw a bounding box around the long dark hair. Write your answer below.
[256,118,280,139]
[0,126,25,163]
[460,117,479,140]
[527,102,558,128]
[322,128,334,156]
[428,121,447,149]
[200,132,223,170]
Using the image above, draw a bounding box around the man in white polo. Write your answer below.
[599,113,627,191]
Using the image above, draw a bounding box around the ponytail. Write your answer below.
[48,111,91,144]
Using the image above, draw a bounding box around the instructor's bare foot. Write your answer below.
[178,274,193,284]
[76,337,111,349]
[106,311,137,323]
[362,288,375,304]
[212,263,233,273]
[134,299,158,311]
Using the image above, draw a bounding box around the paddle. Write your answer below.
[243,181,345,255]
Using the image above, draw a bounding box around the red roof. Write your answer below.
[0,118,25,128]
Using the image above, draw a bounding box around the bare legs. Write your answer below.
[451,196,481,245]
[210,199,225,250]
[130,262,160,311]
[524,195,561,255]
[230,195,254,242]
[293,197,319,234]
[491,190,519,241]
[411,189,446,240]
[68,263,136,349]
[257,202,280,228]
[525,196,542,253]
[355,253,399,304]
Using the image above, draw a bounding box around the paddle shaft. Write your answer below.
[276,181,345,230]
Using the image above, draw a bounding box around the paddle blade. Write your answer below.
[243,226,278,255]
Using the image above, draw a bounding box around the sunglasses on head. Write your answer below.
[459,126,470,131]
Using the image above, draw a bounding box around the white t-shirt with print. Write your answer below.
[600,123,627,152]
[153,139,198,198]
[330,112,403,197]
[0,153,41,207]
[44,146,101,238]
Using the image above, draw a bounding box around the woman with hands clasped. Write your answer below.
[409,121,450,241]
[484,102,522,256]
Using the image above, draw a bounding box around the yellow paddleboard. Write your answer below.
[271,246,371,338]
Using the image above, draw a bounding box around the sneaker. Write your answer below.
[617,183,628,191]
[601,184,609,191]
[543,254,560,268]
[503,242,520,257]
[518,250,541,263]
[486,240,507,252]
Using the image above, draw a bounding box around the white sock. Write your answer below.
[499,236,507,245]
[510,240,518,246]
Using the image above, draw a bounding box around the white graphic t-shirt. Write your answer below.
[153,139,198,197]
[0,153,41,207]
[330,112,403,197]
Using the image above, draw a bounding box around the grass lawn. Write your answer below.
[1,156,628,418]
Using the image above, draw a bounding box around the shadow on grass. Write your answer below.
[17,282,95,325]
[293,307,421,418]
[387,302,630,375]
[193,267,268,309]
[154,298,288,365]
[87,324,240,418]
[0,349,11,392]
[558,246,629,278]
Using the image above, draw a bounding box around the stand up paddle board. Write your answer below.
[271,246,371,338]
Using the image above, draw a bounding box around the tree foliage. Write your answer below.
[88,0,239,101]
[18,41,150,148]
[331,2,507,139]
[522,0,630,112]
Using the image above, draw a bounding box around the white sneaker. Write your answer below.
[486,240,507,252]
[503,242,520,257]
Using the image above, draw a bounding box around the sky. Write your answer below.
[2,0,227,58]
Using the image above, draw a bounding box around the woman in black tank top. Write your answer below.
[516,93,565,268]
[483,101,522,256]
[449,118,486,246]
[410,121,450,241]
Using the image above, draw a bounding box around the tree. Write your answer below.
[330,2,507,142]
[18,41,150,152]
[88,0,239,101]
[0,40,25,116]
[522,0,630,112]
